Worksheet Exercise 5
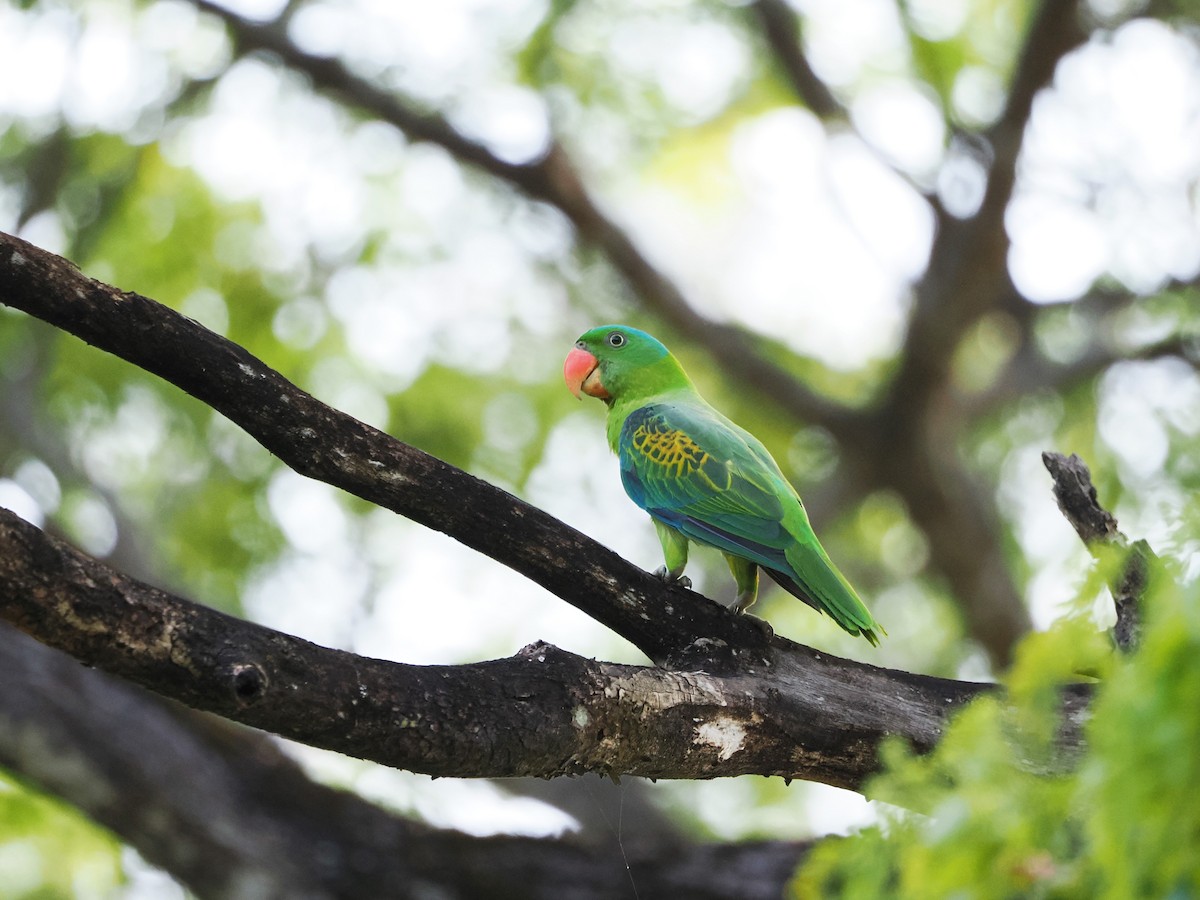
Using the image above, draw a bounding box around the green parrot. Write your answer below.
[563,324,882,645]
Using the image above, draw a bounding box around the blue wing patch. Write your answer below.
[618,404,793,570]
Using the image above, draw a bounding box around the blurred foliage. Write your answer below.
[37,144,289,611]
[793,559,1200,899]
[0,0,1199,895]
[0,775,123,899]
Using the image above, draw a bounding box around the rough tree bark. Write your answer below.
[0,232,1149,897]
[1042,451,1152,653]
[0,623,813,900]
[0,504,1013,787]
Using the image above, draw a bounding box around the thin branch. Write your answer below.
[1011,275,1200,320]
[968,333,1198,419]
[749,0,845,121]
[749,0,938,201]
[969,264,1200,417]
[187,0,855,431]
[982,0,1086,214]
[0,622,336,899]
[1041,452,1153,651]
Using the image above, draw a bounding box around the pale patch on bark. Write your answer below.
[695,717,746,761]
[603,669,728,710]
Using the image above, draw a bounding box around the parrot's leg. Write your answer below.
[652,520,691,588]
[724,554,759,613]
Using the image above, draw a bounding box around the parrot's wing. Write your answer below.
[617,402,797,571]
[619,401,882,644]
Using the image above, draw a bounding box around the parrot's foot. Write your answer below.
[732,590,757,615]
[653,566,692,589]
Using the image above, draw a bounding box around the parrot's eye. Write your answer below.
[607,332,626,348]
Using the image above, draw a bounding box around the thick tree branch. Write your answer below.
[0,505,1011,790]
[0,622,335,900]
[0,623,813,899]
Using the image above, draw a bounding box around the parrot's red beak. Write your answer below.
[563,347,609,400]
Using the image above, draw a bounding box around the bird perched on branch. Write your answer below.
[564,324,882,645]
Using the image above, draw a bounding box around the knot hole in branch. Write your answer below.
[225,661,269,707]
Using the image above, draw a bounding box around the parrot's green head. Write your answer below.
[563,325,691,405]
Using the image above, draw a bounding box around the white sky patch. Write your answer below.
[625,107,925,370]
[287,743,579,838]
[64,494,119,559]
[1098,359,1200,482]
[12,459,61,517]
[65,12,165,132]
[352,516,646,667]
[246,470,374,647]
[655,20,750,121]
[244,550,370,649]
[1007,195,1108,302]
[825,134,935,280]
[851,80,946,178]
[952,65,1006,126]
[0,480,43,527]
[1014,19,1200,299]
[210,0,289,23]
[17,211,67,257]
[795,0,907,87]
[450,84,551,163]
[267,469,351,555]
[0,7,72,120]
[904,0,969,41]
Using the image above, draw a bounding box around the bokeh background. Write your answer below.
[1,0,1199,894]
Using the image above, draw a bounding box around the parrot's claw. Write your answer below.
[653,566,692,589]
[732,590,757,615]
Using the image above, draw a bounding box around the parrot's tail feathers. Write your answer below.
[765,561,884,645]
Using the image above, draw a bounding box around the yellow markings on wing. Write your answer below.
[631,422,730,491]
